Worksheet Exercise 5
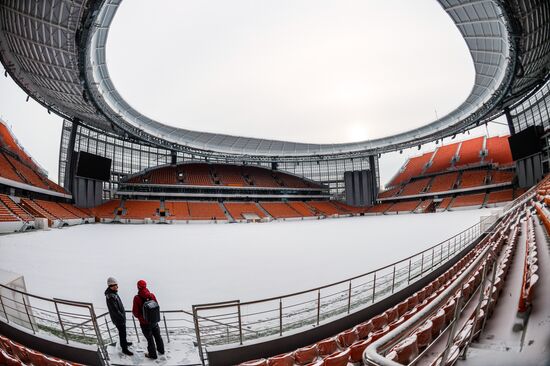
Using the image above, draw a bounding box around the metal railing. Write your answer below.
[191,215,497,362]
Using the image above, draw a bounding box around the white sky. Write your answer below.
[0,0,510,185]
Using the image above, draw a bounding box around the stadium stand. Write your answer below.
[378,186,401,199]
[367,202,393,214]
[165,201,191,220]
[243,166,279,187]
[0,152,24,182]
[188,202,227,220]
[437,197,453,211]
[224,202,266,220]
[489,170,515,184]
[34,200,79,220]
[518,211,539,314]
[286,202,315,217]
[427,172,459,192]
[449,193,486,209]
[415,199,434,213]
[259,202,302,219]
[182,164,214,186]
[386,200,421,213]
[388,152,433,186]
[459,169,488,188]
[0,195,34,222]
[214,165,248,187]
[485,136,513,165]
[306,201,344,216]
[92,200,122,220]
[0,202,18,222]
[486,189,514,205]
[455,136,484,167]
[425,142,460,173]
[20,198,57,221]
[121,200,160,220]
[399,178,431,196]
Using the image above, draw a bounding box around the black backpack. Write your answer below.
[142,297,161,324]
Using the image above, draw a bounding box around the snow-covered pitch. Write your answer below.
[0,209,495,314]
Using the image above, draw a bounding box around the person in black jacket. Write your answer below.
[105,277,133,356]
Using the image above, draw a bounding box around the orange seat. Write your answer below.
[8,341,29,363]
[354,320,373,339]
[415,320,433,349]
[1,349,23,366]
[267,353,294,366]
[370,326,390,342]
[430,309,446,336]
[393,335,419,364]
[336,329,358,348]
[323,349,350,366]
[27,349,49,366]
[384,306,398,323]
[349,338,372,363]
[293,344,318,365]
[370,313,388,331]
[396,300,409,317]
[316,337,338,357]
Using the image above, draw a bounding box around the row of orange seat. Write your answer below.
[518,210,539,313]
[125,163,320,189]
[389,135,513,186]
[0,334,79,366]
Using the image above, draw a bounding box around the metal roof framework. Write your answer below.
[1,0,549,161]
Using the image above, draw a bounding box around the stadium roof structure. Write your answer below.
[0,0,549,159]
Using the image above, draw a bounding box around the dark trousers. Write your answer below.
[114,322,130,351]
[140,323,164,358]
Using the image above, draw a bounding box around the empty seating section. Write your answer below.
[0,201,18,222]
[389,152,433,186]
[58,203,91,218]
[459,170,488,188]
[183,164,213,186]
[379,187,401,198]
[367,202,393,213]
[0,195,34,221]
[149,166,176,184]
[92,200,121,218]
[450,193,486,208]
[286,202,315,217]
[34,200,78,219]
[400,178,430,196]
[215,165,247,186]
[6,154,50,189]
[224,202,266,220]
[386,200,421,213]
[0,152,23,182]
[490,170,514,184]
[188,202,227,220]
[122,200,159,219]
[415,199,433,213]
[277,173,311,188]
[306,201,343,216]
[456,137,484,166]
[428,173,458,192]
[165,201,191,220]
[332,201,368,214]
[260,202,302,218]
[425,142,459,173]
[238,204,524,366]
[0,333,78,365]
[437,197,453,210]
[485,136,513,165]
[243,167,279,187]
[486,189,514,204]
[21,198,57,220]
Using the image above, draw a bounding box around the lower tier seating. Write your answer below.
[449,193,486,209]
[224,202,266,220]
[121,200,160,220]
[0,334,80,366]
[386,200,421,213]
[260,202,303,218]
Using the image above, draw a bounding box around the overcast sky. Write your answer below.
[0,0,509,186]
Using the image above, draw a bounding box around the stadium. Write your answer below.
[0,0,549,365]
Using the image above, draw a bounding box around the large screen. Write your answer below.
[75,151,112,181]
[508,126,543,161]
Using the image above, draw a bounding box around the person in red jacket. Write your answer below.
[132,280,165,359]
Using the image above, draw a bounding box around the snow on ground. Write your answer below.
[0,209,497,314]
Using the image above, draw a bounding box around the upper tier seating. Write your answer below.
[182,164,213,186]
[214,165,248,186]
[427,172,458,193]
[485,136,513,165]
[378,187,401,199]
[260,202,302,218]
[389,152,433,186]
[400,178,431,196]
[224,202,266,220]
[455,137,484,167]
[5,153,51,190]
[188,202,227,220]
[0,152,24,182]
[425,142,460,173]
[450,193,486,208]
[243,166,280,187]
[122,200,160,219]
[459,170,488,188]
[486,189,514,204]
